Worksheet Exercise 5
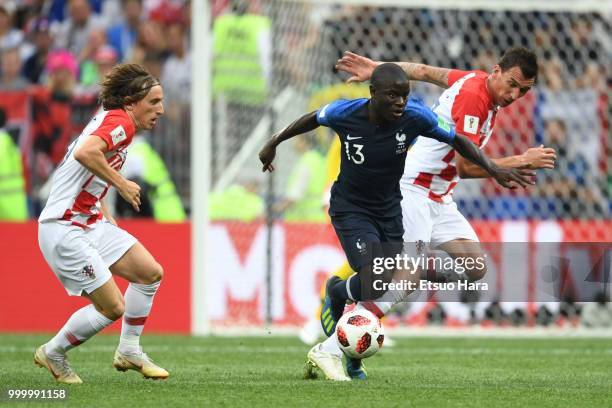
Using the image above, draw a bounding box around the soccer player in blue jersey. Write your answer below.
[259,63,532,381]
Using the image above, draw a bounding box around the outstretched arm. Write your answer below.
[451,134,534,189]
[335,51,451,88]
[395,62,451,89]
[457,145,556,179]
[259,111,320,172]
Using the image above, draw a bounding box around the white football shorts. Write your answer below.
[38,221,137,296]
[401,187,479,247]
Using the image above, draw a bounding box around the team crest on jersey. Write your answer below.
[395,132,407,154]
[81,264,95,279]
[356,238,367,255]
[463,115,479,135]
[110,125,127,145]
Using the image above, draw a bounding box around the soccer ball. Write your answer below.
[335,309,384,359]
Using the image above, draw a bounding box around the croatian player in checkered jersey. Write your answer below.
[312,47,556,379]
[260,63,533,381]
[35,64,168,383]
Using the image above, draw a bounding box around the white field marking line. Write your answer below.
[2,345,612,355]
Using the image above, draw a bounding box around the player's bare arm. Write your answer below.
[74,136,141,211]
[335,51,451,88]
[451,134,534,189]
[456,144,556,179]
[395,62,450,88]
[259,111,319,172]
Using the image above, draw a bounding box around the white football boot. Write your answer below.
[34,345,83,384]
[113,349,169,380]
[305,343,350,381]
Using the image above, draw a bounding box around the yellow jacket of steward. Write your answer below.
[209,184,264,222]
[213,13,270,106]
[129,138,186,222]
[285,150,327,222]
[0,129,27,220]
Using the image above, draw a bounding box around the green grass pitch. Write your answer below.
[1,334,611,407]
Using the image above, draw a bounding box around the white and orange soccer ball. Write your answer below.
[335,309,384,359]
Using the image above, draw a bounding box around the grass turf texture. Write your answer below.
[1,334,611,407]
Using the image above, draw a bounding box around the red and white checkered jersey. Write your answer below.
[39,109,135,228]
[401,69,498,203]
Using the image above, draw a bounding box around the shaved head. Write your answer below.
[368,62,411,124]
[371,63,409,89]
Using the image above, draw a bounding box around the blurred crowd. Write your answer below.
[0,1,609,223]
[0,0,191,95]
[0,0,191,219]
[283,6,611,221]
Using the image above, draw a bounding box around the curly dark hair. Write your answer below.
[99,63,160,110]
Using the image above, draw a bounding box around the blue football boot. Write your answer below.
[320,276,344,337]
[345,356,367,380]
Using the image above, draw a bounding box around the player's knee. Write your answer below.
[103,302,125,321]
[144,262,163,284]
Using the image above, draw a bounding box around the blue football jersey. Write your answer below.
[316,97,455,217]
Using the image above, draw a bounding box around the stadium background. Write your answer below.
[0,0,610,335]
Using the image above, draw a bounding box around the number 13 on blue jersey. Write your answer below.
[344,141,364,164]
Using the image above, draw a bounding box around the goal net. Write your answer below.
[194,0,611,334]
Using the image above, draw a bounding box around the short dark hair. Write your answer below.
[371,62,409,88]
[99,63,160,110]
[498,47,538,81]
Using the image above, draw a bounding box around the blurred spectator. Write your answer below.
[99,0,122,28]
[106,0,142,61]
[51,0,105,58]
[80,44,118,93]
[141,50,165,81]
[209,177,264,222]
[544,119,588,186]
[212,0,271,107]
[0,47,30,90]
[274,136,326,222]
[45,49,78,97]
[540,56,565,91]
[0,3,23,53]
[565,17,601,77]
[46,0,67,23]
[78,26,107,61]
[161,23,190,105]
[149,0,185,27]
[159,21,190,167]
[574,62,608,92]
[95,45,117,77]
[212,0,271,180]
[78,27,109,86]
[117,135,186,221]
[22,17,52,84]
[472,49,496,72]
[132,20,167,66]
[0,106,28,220]
[536,118,602,218]
[30,49,78,210]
